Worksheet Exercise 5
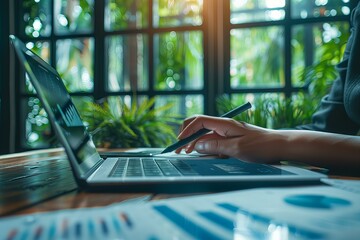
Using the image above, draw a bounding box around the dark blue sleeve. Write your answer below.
[296,3,360,135]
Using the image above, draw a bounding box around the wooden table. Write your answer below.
[1,148,359,217]
[0,148,199,217]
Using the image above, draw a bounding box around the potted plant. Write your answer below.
[82,97,180,148]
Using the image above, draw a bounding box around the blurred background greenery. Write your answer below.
[16,0,353,149]
[217,28,349,128]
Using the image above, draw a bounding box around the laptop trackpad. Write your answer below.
[183,159,294,176]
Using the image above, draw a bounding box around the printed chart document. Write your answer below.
[321,178,360,194]
[1,184,360,239]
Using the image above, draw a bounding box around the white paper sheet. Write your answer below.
[321,178,360,194]
[1,185,360,240]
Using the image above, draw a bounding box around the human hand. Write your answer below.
[175,115,287,163]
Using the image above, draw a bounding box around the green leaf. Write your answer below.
[82,96,178,148]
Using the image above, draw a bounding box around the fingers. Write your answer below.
[194,138,234,157]
[184,133,220,153]
[178,115,198,134]
[178,115,245,139]
[175,115,247,155]
[174,132,218,154]
[175,136,237,159]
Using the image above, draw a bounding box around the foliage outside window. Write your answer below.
[218,26,349,128]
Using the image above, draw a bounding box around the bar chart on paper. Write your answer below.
[2,185,360,240]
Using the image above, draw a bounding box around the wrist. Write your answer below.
[271,130,293,161]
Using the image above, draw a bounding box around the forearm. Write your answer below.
[278,130,360,169]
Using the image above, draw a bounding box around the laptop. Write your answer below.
[10,35,326,193]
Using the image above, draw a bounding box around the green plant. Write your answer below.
[217,31,348,129]
[217,94,268,127]
[82,97,180,148]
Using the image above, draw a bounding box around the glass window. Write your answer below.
[229,93,287,128]
[14,0,353,151]
[155,95,204,117]
[105,0,149,30]
[72,96,94,119]
[107,34,149,92]
[23,0,51,38]
[25,41,51,63]
[153,0,203,27]
[56,38,94,92]
[24,41,50,94]
[292,22,349,86]
[22,97,51,148]
[230,26,285,88]
[291,0,351,19]
[154,31,204,90]
[54,0,94,34]
[231,0,286,24]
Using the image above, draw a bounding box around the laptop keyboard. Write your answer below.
[109,158,199,177]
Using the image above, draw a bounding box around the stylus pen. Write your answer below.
[161,102,252,154]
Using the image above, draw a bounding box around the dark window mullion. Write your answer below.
[202,0,211,115]
[20,33,95,42]
[284,0,292,98]
[14,0,24,151]
[148,0,155,99]
[40,0,57,150]
[230,15,350,29]
[50,0,56,69]
[104,89,204,95]
[1,0,11,153]
[223,0,231,97]
[94,0,106,101]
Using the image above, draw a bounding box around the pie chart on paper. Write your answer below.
[283,194,351,209]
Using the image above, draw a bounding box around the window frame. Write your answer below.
[222,0,353,99]
[9,0,355,152]
[0,0,11,153]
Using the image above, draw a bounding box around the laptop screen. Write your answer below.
[14,37,101,177]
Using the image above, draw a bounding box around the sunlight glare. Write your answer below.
[232,0,248,9]
[342,6,350,15]
[266,0,285,8]
[33,18,42,31]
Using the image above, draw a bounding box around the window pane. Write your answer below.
[154,31,204,90]
[229,93,315,128]
[230,27,284,88]
[228,93,286,128]
[105,0,149,30]
[155,95,203,118]
[107,34,149,92]
[153,0,203,27]
[291,22,349,86]
[54,0,94,34]
[22,96,92,148]
[72,96,94,120]
[24,41,50,94]
[84,96,181,148]
[231,0,285,24]
[26,41,51,63]
[291,92,316,125]
[56,38,94,92]
[22,97,51,148]
[291,0,351,19]
[23,0,51,37]
[107,95,148,111]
